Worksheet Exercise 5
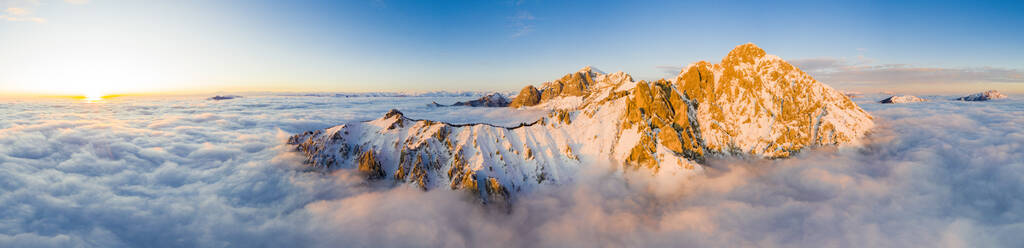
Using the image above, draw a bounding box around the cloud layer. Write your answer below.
[1,95,1022,247]
[790,57,1024,91]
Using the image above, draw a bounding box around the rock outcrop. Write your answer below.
[357,150,386,179]
[956,90,1008,101]
[509,86,541,108]
[290,43,874,202]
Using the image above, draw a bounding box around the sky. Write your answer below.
[1,0,1023,96]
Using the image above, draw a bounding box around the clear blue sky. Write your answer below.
[2,0,1023,95]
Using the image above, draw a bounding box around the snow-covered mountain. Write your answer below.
[956,90,1008,101]
[451,93,511,107]
[288,43,874,203]
[879,95,927,104]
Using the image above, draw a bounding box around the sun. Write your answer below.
[84,91,105,101]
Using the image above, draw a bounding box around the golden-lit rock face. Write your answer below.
[540,69,595,101]
[509,85,541,108]
[357,150,386,179]
[673,43,871,158]
[621,78,706,169]
[505,43,871,168]
[510,67,600,107]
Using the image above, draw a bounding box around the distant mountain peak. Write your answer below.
[450,93,510,107]
[579,65,605,75]
[880,95,927,104]
[957,90,1008,101]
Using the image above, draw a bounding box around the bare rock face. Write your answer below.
[671,43,873,158]
[539,67,598,101]
[357,150,386,179]
[880,95,927,104]
[957,90,1008,101]
[509,85,541,108]
[290,43,874,202]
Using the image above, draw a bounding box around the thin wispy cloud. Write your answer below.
[0,14,45,22]
[1,0,88,23]
[5,7,26,15]
[656,65,684,76]
[510,10,535,38]
[1,6,43,22]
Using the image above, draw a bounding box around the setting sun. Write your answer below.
[83,92,104,101]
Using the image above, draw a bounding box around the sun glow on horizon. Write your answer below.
[83,91,105,101]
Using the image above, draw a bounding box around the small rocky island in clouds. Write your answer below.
[433,93,511,107]
[288,43,874,203]
[879,95,927,104]
[207,95,242,101]
[956,90,1008,101]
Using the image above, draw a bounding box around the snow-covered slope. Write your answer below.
[288,43,874,202]
[880,95,927,104]
[956,90,1008,101]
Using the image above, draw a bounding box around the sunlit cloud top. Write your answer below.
[2,0,1023,96]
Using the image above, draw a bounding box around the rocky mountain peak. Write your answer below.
[509,85,541,108]
[578,66,605,75]
[723,43,767,65]
[535,67,599,102]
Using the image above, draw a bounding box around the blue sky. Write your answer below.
[1,0,1023,95]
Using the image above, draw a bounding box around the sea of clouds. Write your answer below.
[1,94,1022,247]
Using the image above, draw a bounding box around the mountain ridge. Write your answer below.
[288,43,875,203]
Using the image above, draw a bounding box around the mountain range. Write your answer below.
[287,43,875,203]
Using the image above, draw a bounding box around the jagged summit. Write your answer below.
[723,43,767,64]
[508,66,634,109]
[509,66,602,108]
[290,43,874,202]
[579,65,606,74]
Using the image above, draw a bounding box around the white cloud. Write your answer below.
[1,0,87,23]
[0,14,44,22]
[0,95,1022,247]
[5,7,27,15]
[656,65,684,76]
